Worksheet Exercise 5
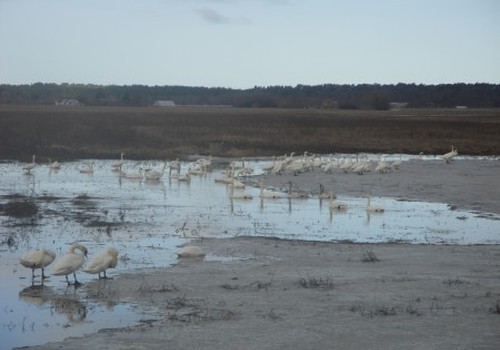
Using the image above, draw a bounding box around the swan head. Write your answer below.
[106,247,118,257]
[70,243,88,258]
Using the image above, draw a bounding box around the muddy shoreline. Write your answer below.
[18,158,500,350]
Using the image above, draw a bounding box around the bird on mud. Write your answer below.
[52,243,88,285]
[20,249,56,279]
[176,245,206,258]
[83,247,118,279]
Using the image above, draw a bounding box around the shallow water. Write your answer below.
[1,156,499,348]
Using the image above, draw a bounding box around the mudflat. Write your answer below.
[22,159,500,350]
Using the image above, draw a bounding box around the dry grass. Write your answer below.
[1,105,499,160]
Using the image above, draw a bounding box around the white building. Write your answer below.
[153,100,175,107]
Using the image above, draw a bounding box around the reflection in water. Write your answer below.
[19,284,52,306]
[19,284,88,324]
[50,297,87,324]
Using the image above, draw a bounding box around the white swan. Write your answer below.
[48,158,61,170]
[319,184,334,199]
[366,194,384,213]
[79,161,94,174]
[176,245,206,258]
[111,152,125,171]
[287,181,309,198]
[20,249,56,279]
[229,182,253,199]
[145,161,167,180]
[259,181,285,199]
[83,247,118,279]
[52,243,88,285]
[442,145,458,163]
[22,154,36,174]
[120,167,143,179]
[329,194,347,212]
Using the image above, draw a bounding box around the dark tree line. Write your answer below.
[1,82,499,109]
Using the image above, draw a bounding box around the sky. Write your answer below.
[0,0,499,88]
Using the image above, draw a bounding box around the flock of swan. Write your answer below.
[18,147,460,283]
[20,243,204,285]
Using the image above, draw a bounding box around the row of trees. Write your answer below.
[1,83,499,109]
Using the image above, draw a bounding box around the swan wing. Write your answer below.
[52,253,84,275]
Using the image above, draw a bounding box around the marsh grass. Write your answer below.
[1,105,499,160]
[361,249,380,262]
[299,274,334,290]
[350,303,421,317]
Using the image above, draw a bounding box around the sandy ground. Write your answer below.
[20,159,500,350]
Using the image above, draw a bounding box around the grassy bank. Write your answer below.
[1,105,499,161]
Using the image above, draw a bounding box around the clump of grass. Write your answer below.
[137,282,178,296]
[350,303,421,317]
[299,274,334,290]
[489,302,500,315]
[249,280,272,291]
[446,276,465,286]
[221,283,239,290]
[361,248,380,262]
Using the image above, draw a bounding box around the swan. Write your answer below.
[79,161,94,174]
[319,184,334,199]
[259,181,285,199]
[120,167,143,179]
[287,181,309,198]
[366,194,384,213]
[20,249,56,279]
[145,161,167,180]
[229,182,253,199]
[48,158,61,170]
[83,247,118,279]
[328,194,347,212]
[230,177,246,189]
[177,172,191,182]
[176,245,206,258]
[22,154,36,174]
[188,164,207,176]
[442,145,458,163]
[52,243,88,285]
[111,152,125,171]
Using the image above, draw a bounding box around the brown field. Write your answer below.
[1,105,499,161]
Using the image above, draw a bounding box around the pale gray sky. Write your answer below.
[1,0,499,88]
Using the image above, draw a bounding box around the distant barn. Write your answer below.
[153,100,175,107]
[56,99,81,106]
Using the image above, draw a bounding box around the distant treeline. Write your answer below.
[1,83,499,109]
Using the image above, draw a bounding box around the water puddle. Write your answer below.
[1,156,499,348]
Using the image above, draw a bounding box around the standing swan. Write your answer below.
[366,193,384,213]
[111,152,125,171]
[83,247,118,279]
[79,161,94,174]
[22,155,36,174]
[20,249,56,279]
[442,145,458,163]
[52,243,88,285]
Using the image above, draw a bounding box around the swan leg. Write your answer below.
[41,268,49,279]
[73,273,81,285]
[65,275,70,285]
[31,268,36,279]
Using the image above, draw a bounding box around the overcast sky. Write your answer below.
[1,0,499,88]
